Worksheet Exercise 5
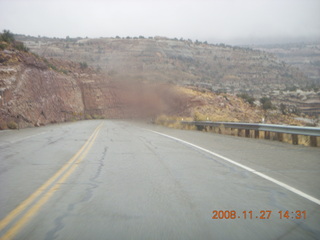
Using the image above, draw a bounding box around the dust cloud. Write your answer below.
[110,79,189,119]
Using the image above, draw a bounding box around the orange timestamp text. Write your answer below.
[212,210,306,220]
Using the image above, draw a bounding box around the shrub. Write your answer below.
[0,30,15,43]
[237,93,255,106]
[280,103,287,115]
[85,114,92,120]
[193,111,207,121]
[154,115,184,129]
[13,41,29,52]
[7,121,18,129]
[80,62,88,69]
[0,30,29,52]
[155,115,168,125]
[260,97,274,110]
[0,42,7,50]
[60,69,69,74]
[48,63,58,71]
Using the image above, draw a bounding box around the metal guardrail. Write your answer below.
[181,121,320,146]
[182,121,320,136]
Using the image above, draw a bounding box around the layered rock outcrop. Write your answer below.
[22,37,309,94]
[0,50,85,128]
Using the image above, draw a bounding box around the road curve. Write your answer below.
[0,120,319,240]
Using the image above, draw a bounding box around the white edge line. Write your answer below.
[149,130,320,206]
[0,132,47,147]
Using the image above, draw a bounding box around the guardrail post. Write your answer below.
[196,125,204,131]
[265,131,270,140]
[254,130,260,139]
[292,134,298,145]
[310,136,317,147]
[180,121,320,147]
[245,129,250,138]
[276,133,283,142]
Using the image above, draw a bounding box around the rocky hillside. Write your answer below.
[0,32,312,129]
[16,35,320,117]
[254,41,320,84]
[18,35,312,93]
[0,45,304,129]
[157,86,303,126]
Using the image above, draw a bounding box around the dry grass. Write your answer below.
[7,121,18,129]
[153,86,317,147]
[258,132,319,147]
[155,115,193,129]
[155,115,319,147]
[156,86,305,128]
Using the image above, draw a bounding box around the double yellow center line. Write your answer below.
[0,122,104,240]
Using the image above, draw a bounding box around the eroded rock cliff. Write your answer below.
[0,49,86,128]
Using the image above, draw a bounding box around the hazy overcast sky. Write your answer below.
[1,0,319,44]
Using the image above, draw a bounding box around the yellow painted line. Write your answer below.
[0,123,101,231]
[0,122,103,240]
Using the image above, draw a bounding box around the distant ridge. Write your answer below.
[14,34,320,117]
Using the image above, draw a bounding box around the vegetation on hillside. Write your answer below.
[0,30,29,52]
[155,86,303,127]
[15,33,320,118]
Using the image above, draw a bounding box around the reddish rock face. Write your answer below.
[0,55,84,128]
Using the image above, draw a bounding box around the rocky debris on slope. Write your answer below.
[172,87,303,125]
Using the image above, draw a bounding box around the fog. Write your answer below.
[0,0,319,44]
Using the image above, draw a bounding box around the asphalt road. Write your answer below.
[0,120,319,240]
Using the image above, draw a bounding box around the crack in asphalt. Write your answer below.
[47,136,65,145]
[44,147,108,240]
